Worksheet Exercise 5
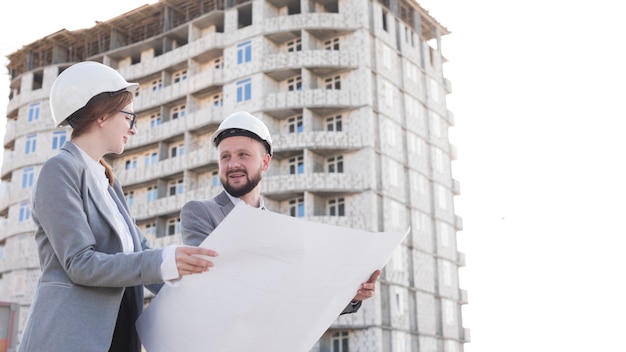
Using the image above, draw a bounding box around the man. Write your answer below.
[180,111,380,314]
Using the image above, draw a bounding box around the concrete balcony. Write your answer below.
[125,105,224,151]
[263,50,358,74]
[117,146,222,194]
[0,219,8,243]
[262,173,366,196]
[117,156,186,187]
[459,289,468,305]
[2,219,37,242]
[444,77,452,94]
[185,147,218,171]
[3,119,56,149]
[454,215,463,231]
[116,32,225,81]
[144,233,183,250]
[457,251,466,267]
[1,153,48,178]
[3,120,17,147]
[462,328,471,343]
[131,68,225,111]
[130,193,187,220]
[262,12,359,33]
[0,187,31,225]
[307,215,369,231]
[0,244,39,273]
[273,131,367,154]
[264,89,363,111]
[6,88,50,116]
[451,178,461,195]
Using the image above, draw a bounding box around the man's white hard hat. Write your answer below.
[49,61,139,127]
[211,111,273,155]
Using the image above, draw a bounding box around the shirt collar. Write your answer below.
[75,144,109,190]
[224,191,265,210]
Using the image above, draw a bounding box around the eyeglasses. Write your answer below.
[120,110,137,129]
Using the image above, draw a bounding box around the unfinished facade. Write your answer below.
[0,0,469,350]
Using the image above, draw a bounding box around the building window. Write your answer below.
[324,37,340,50]
[214,57,223,69]
[331,331,349,352]
[124,191,135,207]
[12,270,26,296]
[444,299,455,325]
[52,131,66,150]
[383,46,392,69]
[288,115,303,133]
[325,75,341,89]
[171,104,186,120]
[125,157,138,170]
[328,197,345,216]
[172,69,187,84]
[170,143,184,158]
[437,184,448,210]
[440,222,451,247]
[25,134,37,154]
[145,152,158,166]
[327,156,343,173]
[211,170,220,187]
[168,179,184,196]
[144,222,156,235]
[19,202,31,222]
[28,102,40,122]
[429,77,441,103]
[289,156,304,174]
[147,186,158,202]
[22,167,35,189]
[287,38,302,52]
[326,115,342,131]
[434,148,444,172]
[382,10,388,31]
[213,93,223,107]
[442,260,452,286]
[237,40,252,64]
[166,217,181,236]
[289,198,304,218]
[287,75,302,91]
[236,78,252,102]
[151,78,163,92]
[150,113,162,127]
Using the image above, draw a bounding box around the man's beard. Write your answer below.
[221,168,263,198]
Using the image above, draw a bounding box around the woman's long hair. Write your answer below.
[67,90,134,186]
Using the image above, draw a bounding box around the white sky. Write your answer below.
[2,1,626,351]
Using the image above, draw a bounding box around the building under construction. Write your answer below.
[0,0,469,350]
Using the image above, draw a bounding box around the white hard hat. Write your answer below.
[212,111,273,155]
[50,61,139,127]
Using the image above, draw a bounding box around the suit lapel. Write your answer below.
[63,142,138,252]
[215,191,235,218]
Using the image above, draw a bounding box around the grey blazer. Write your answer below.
[180,191,362,315]
[18,141,163,352]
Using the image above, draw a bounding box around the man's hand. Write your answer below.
[175,246,218,276]
[351,269,381,302]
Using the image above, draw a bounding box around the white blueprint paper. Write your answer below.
[136,202,408,352]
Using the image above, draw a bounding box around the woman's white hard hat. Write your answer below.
[49,61,139,127]
[211,111,273,155]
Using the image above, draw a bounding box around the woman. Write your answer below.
[17,61,218,352]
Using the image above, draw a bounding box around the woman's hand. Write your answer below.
[174,246,219,276]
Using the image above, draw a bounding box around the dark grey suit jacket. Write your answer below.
[180,190,361,314]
